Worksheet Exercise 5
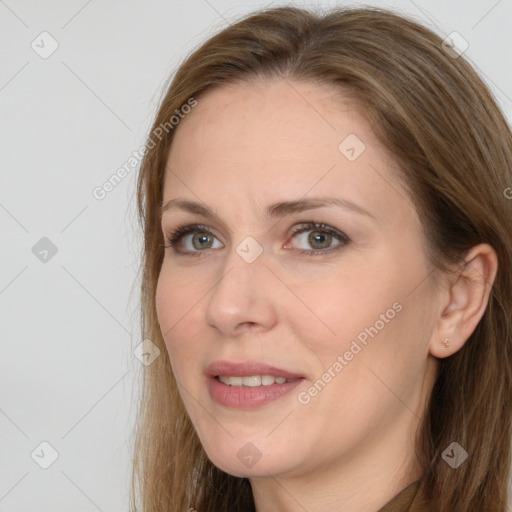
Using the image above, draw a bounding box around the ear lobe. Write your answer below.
[429,243,498,359]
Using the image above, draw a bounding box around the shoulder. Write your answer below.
[376,480,429,512]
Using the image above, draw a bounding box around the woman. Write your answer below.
[131,6,512,511]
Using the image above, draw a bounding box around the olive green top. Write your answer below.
[376,480,428,512]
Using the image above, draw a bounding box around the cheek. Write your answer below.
[294,255,430,376]
[155,269,203,374]
[155,261,206,333]
[282,263,390,354]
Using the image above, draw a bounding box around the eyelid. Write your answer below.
[283,222,349,256]
[287,222,349,245]
[163,221,350,256]
[163,223,221,255]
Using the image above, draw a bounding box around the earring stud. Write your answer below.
[443,337,451,349]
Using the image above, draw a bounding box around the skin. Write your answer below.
[155,78,497,512]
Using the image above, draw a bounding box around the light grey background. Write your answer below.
[1,1,511,510]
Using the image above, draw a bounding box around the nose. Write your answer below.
[204,243,279,336]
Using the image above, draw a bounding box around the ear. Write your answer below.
[429,243,498,358]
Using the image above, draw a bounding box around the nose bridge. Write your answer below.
[204,234,278,333]
[214,233,268,301]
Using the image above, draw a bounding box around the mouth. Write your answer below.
[206,360,306,409]
[216,375,302,387]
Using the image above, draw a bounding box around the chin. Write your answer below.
[207,455,284,479]
[201,438,300,479]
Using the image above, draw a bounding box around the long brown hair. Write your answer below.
[131,6,512,511]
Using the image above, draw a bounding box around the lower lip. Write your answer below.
[208,376,304,409]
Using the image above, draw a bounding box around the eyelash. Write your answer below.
[161,222,350,258]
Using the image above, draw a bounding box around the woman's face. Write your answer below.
[156,79,440,479]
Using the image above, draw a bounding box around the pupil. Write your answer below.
[193,233,212,249]
[309,231,331,249]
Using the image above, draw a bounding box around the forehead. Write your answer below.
[162,78,411,223]
[168,78,364,165]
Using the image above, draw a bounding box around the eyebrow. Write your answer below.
[160,196,374,220]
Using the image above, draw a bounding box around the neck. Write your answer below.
[249,407,424,512]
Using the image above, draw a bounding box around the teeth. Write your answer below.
[218,375,291,387]
[243,375,261,387]
[261,375,275,386]
[229,376,243,386]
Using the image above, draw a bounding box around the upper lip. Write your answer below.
[206,360,305,379]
